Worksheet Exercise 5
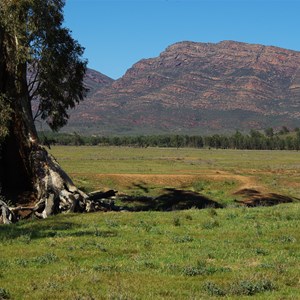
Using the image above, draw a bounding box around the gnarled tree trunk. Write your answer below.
[0,104,90,222]
[0,22,88,224]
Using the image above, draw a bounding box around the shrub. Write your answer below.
[172,235,194,243]
[207,208,218,217]
[230,279,276,296]
[16,233,32,244]
[105,219,120,228]
[138,220,152,232]
[226,212,238,220]
[183,261,230,277]
[185,214,193,220]
[0,288,10,299]
[204,282,226,296]
[278,235,296,243]
[192,181,206,192]
[15,258,29,267]
[173,216,181,226]
[255,248,269,256]
[93,264,119,272]
[143,240,152,249]
[203,279,276,297]
[201,219,220,229]
[33,253,59,265]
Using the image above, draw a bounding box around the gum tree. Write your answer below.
[0,0,89,223]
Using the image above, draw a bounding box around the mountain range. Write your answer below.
[62,40,300,135]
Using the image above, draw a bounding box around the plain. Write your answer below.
[0,146,299,299]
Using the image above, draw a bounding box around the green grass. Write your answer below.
[49,147,300,174]
[49,146,300,204]
[1,146,300,299]
[1,204,299,299]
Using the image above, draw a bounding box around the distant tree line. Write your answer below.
[39,127,300,150]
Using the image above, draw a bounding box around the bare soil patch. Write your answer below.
[91,171,265,192]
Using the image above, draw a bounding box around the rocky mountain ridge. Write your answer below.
[64,40,300,135]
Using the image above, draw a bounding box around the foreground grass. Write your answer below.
[1,147,299,299]
[1,204,300,299]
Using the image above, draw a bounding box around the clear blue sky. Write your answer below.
[64,0,300,79]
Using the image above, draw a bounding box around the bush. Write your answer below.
[230,279,276,296]
[173,216,181,226]
[201,219,220,229]
[203,279,276,297]
[183,261,230,277]
[204,282,226,296]
[172,235,194,243]
[0,288,10,299]
[32,253,59,265]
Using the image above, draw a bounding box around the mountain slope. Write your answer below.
[65,41,300,135]
[84,68,114,96]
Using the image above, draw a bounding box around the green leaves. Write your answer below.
[37,25,88,130]
[27,0,88,130]
[0,0,87,131]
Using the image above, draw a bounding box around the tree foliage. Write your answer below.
[0,0,87,132]
[40,128,300,150]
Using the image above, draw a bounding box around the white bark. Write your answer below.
[0,200,15,224]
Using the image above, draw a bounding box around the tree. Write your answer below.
[264,127,274,138]
[279,126,289,135]
[231,131,244,149]
[0,0,89,223]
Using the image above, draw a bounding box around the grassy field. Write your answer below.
[49,146,300,205]
[1,146,300,299]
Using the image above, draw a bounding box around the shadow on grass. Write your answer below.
[234,188,296,207]
[0,214,84,241]
[120,188,222,211]
[0,186,223,240]
[1,177,225,239]
[0,219,119,241]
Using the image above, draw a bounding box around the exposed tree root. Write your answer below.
[0,145,122,224]
[0,200,16,224]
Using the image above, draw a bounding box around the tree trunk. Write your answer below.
[0,102,90,222]
[0,25,89,224]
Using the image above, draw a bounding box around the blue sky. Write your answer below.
[64,0,300,79]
